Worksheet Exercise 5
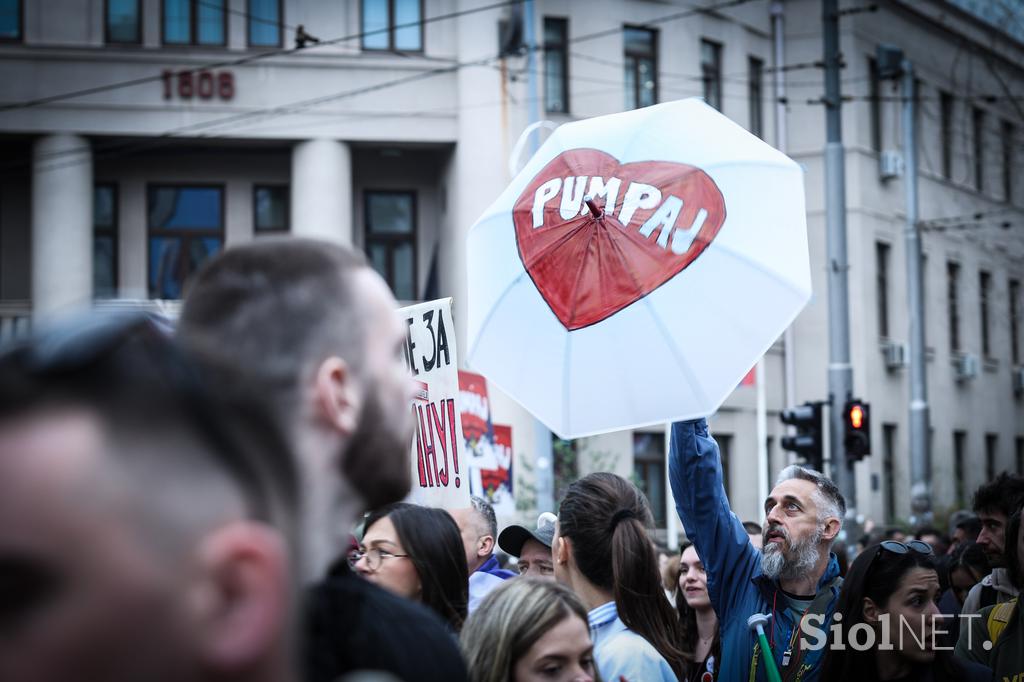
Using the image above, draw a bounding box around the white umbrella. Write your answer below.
[466,99,811,439]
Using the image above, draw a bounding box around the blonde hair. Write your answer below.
[460,578,600,682]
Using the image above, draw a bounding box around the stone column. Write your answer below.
[290,139,353,245]
[32,133,92,319]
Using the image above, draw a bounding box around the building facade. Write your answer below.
[0,0,1021,532]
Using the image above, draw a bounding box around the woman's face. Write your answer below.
[949,566,978,606]
[874,567,942,665]
[678,545,711,610]
[355,516,421,600]
[513,614,595,682]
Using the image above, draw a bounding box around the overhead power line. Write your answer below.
[0,0,524,114]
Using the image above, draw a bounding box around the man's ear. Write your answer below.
[187,522,291,673]
[555,535,571,566]
[821,516,842,543]
[479,534,495,558]
[862,596,881,624]
[314,356,361,435]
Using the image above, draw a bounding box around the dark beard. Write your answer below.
[341,388,412,511]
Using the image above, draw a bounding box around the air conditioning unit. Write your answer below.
[955,353,979,381]
[1013,367,1024,396]
[883,341,909,370]
[879,150,904,181]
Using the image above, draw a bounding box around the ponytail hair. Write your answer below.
[559,472,687,679]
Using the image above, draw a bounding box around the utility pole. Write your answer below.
[900,57,933,526]
[822,0,855,514]
[521,0,555,514]
[772,0,798,465]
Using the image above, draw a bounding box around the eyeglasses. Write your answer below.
[879,540,933,556]
[348,547,411,571]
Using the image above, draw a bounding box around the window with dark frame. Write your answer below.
[986,433,998,481]
[939,91,954,178]
[869,57,882,153]
[948,261,961,352]
[1011,279,1021,365]
[701,39,722,111]
[163,0,226,46]
[973,107,985,192]
[147,185,224,300]
[364,190,417,301]
[883,423,897,522]
[361,0,422,52]
[253,185,289,232]
[623,27,657,111]
[940,91,954,180]
[248,0,281,47]
[980,270,992,358]
[876,241,890,338]
[633,432,666,528]
[1004,120,1015,203]
[713,433,732,497]
[954,430,966,504]
[543,17,569,114]
[106,0,141,43]
[0,0,21,40]
[748,56,763,137]
[94,185,119,299]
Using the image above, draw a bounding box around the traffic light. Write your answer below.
[780,402,824,471]
[844,399,871,460]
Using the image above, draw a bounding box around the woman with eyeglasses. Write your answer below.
[352,502,469,632]
[554,472,687,681]
[819,540,990,681]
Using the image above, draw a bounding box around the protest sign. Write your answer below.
[401,298,470,509]
[458,370,515,515]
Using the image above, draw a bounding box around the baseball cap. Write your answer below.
[498,512,557,557]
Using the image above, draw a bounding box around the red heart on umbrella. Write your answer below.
[513,148,727,330]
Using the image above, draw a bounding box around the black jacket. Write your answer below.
[304,565,469,682]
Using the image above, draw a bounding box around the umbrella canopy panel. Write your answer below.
[467,99,811,439]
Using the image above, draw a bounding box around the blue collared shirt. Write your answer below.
[588,602,679,682]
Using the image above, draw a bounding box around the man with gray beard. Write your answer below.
[669,419,845,682]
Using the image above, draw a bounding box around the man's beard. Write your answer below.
[761,523,824,581]
[342,385,413,511]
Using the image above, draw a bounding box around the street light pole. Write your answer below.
[901,58,933,525]
[822,0,856,512]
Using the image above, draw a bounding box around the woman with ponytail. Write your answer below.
[554,472,687,682]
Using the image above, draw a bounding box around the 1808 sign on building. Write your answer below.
[161,69,235,101]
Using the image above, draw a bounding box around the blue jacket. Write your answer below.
[669,419,842,682]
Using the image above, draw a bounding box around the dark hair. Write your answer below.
[955,516,983,540]
[1006,508,1024,590]
[972,472,1024,518]
[179,237,370,422]
[364,503,468,631]
[558,473,687,679]
[674,543,720,669]
[947,541,989,586]
[820,544,959,682]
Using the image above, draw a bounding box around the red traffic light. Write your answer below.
[849,404,864,430]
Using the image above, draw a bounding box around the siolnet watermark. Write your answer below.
[799,612,994,652]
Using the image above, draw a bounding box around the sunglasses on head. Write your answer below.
[869,539,933,570]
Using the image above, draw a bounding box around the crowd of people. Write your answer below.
[0,236,1021,682]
